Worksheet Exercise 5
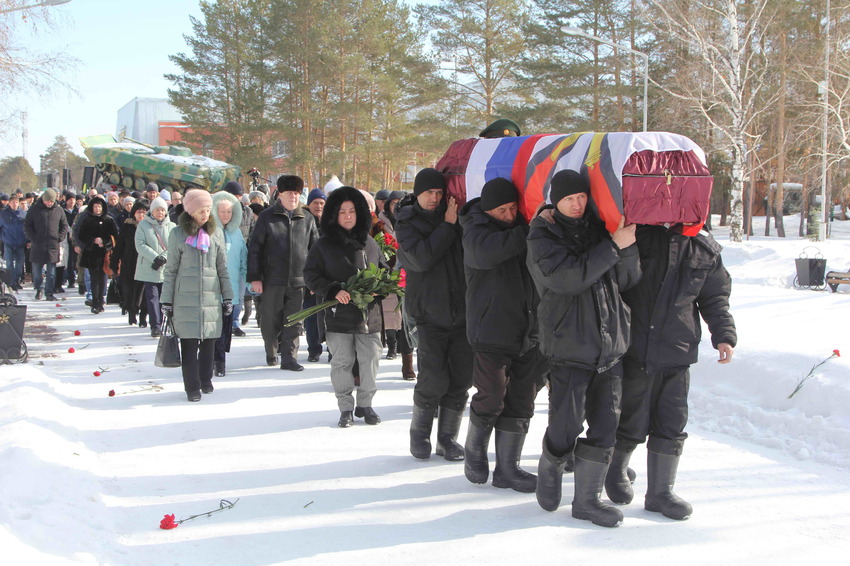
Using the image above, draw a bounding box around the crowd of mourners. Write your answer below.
[0,125,737,528]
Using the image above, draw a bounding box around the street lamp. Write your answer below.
[0,0,71,15]
[561,26,649,132]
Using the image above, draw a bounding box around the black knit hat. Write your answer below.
[223,181,244,196]
[480,178,518,211]
[413,168,446,197]
[375,189,390,201]
[549,169,589,205]
[277,174,304,193]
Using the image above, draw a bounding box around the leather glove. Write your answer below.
[222,300,233,316]
[161,303,173,317]
[151,255,167,270]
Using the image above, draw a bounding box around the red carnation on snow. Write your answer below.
[160,514,179,530]
[68,347,75,354]
[93,371,101,377]
[74,330,81,336]
[108,390,115,397]
[834,349,841,358]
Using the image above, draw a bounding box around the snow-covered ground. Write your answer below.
[1,214,849,565]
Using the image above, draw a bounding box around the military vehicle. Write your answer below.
[79,135,241,194]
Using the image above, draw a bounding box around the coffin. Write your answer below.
[435,131,712,235]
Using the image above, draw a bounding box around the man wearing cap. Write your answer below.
[62,191,80,289]
[395,168,472,462]
[374,189,390,215]
[301,188,328,362]
[0,194,27,290]
[144,182,161,204]
[379,190,405,234]
[526,169,639,528]
[248,174,319,371]
[24,189,69,301]
[479,118,521,139]
[458,177,548,493]
[0,193,9,211]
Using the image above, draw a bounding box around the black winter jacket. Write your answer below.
[110,218,141,279]
[77,197,118,270]
[623,225,736,373]
[395,196,466,328]
[303,186,387,334]
[24,198,69,265]
[248,200,318,286]
[527,209,640,371]
[459,198,538,355]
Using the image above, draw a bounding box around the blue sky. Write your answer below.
[0,0,204,162]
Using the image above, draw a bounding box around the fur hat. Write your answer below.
[277,175,304,193]
[321,186,372,244]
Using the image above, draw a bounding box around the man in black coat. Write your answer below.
[604,224,736,521]
[248,175,318,371]
[459,178,548,493]
[526,170,639,528]
[395,168,472,462]
[24,189,69,301]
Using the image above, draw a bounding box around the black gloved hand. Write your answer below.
[161,303,173,317]
[151,255,167,270]
[222,300,233,316]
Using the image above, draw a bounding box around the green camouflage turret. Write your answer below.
[80,135,241,194]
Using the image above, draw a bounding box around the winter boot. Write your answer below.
[491,422,537,493]
[536,440,569,512]
[571,445,623,528]
[385,330,398,360]
[410,405,437,459]
[401,353,416,381]
[463,420,493,484]
[645,450,692,520]
[435,407,465,461]
[605,447,636,504]
[214,360,226,377]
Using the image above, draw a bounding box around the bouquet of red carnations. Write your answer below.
[285,263,403,327]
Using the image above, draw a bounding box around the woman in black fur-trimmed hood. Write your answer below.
[303,186,390,428]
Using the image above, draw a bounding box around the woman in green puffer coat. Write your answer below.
[160,189,234,402]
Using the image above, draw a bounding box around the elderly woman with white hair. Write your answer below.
[211,190,248,376]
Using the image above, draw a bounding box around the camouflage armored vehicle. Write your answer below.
[79,135,241,194]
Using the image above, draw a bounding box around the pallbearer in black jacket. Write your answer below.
[605,224,736,521]
[459,178,548,493]
[527,169,640,528]
[395,168,473,462]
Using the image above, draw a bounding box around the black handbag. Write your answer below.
[154,315,181,368]
[106,279,121,305]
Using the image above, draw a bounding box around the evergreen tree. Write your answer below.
[0,156,37,193]
[166,0,275,174]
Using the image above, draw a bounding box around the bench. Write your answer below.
[826,271,850,292]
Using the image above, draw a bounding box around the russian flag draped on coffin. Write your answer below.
[435,131,712,236]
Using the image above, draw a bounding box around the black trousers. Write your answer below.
[470,347,547,429]
[412,322,473,412]
[259,284,304,363]
[615,357,690,455]
[180,338,216,392]
[90,262,106,307]
[544,362,623,458]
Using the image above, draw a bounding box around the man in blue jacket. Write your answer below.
[0,194,27,290]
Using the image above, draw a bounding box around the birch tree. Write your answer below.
[643,0,775,242]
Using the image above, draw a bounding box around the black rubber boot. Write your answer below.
[571,445,623,528]
[605,448,636,504]
[385,330,397,360]
[492,428,537,493]
[463,420,493,484]
[645,451,693,520]
[435,407,465,461]
[536,440,569,512]
[410,405,437,460]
